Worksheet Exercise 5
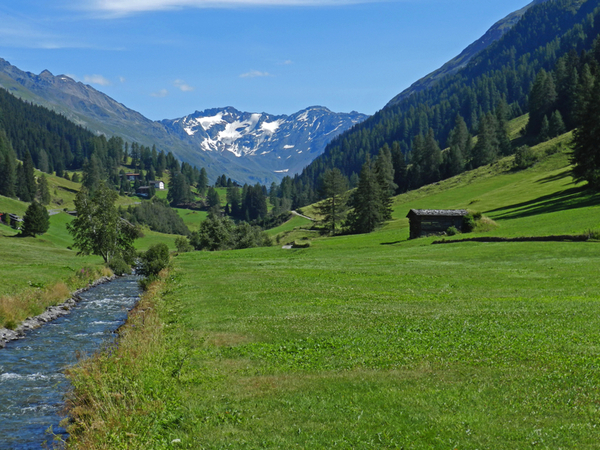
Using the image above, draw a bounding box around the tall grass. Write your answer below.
[66,270,193,448]
[0,266,112,329]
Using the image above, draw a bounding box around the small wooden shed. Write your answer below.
[407,209,468,239]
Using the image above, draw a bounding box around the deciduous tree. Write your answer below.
[67,183,139,263]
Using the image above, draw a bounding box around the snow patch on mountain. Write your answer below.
[161,106,368,176]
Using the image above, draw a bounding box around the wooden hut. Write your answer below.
[406,209,468,239]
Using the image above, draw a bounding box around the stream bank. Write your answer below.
[0,276,116,349]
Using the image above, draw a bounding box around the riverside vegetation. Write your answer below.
[65,139,600,448]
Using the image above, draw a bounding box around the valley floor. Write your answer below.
[65,145,600,449]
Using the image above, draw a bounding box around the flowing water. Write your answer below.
[0,276,141,449]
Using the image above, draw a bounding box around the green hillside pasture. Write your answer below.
[386,134,600,240]
[134,229,179,252]
[0,212,104,327]
[266,214,316,244]
[176,208,208,232]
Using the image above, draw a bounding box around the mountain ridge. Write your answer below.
[386,0,551,107]
[0,58,366,184]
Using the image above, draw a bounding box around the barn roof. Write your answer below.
[407,209,468,218]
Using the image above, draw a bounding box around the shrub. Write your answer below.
[137,243,170,278]
[446,226,459,236]
[175,236,193,253]
[514,145,538,169]
[108,256,132,276]
[292,241,311,249]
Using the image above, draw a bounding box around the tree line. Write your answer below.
[285,0,600,207]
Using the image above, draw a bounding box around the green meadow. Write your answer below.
[66,140,600,448]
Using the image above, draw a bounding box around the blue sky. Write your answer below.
[0,0,532,120]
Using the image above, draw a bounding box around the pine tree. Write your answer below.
[539,115,551,142]
[21,201,50,237]
[198,167,208,197]
[0,130,17,198]
[572,77,600,189]
[445,115,470,176]
[472,113,499,168]
[528,70,557,136]
[549,110,566,137]
[345,156,383,234]
[167,172,191,206]
[315,168,349,234]
[82,156,103,194]
[37,174,51,205]
[390,142,407,193]
[206,187,221,209]
[374,146,396,221]
[22,151,37,201]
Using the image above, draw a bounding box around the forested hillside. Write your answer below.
[287,0,600,206]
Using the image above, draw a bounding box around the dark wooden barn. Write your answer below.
[407,209,468,239]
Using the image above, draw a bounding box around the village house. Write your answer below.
[406,209,468,239]
[123,173,140,182]
[148,180,165,190]
[136,186,151,197]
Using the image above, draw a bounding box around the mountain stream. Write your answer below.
[0,276,141,449]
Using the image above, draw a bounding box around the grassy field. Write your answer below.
[66,138,600,448]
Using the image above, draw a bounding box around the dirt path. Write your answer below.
[292,210,315,221]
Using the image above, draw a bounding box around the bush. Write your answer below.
[137,243,170,278]
[175,236,193,253]
[446,226,459,236]
[514,145,538,169]
[108,256,132,276]
[292,241,311,249]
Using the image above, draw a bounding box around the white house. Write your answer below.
[149,180,165,190]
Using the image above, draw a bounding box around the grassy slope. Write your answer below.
[67,136,600,448]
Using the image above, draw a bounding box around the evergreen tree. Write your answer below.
[528,70,557,136]
[572,78,600,189]
[345,156,384,234]
[167,172,191,206]
[37,174,51,205]
[16,164,32,202]
[198,167,208,197]
[22,151,37,201]
[206,187,221,209]
[374,146,396,221]
[390,142,408,193]
[21,201,50,237]
[549,110,566,137]
[315,168,349,235]
[0,131,17,198]
[226,186,242,218]
[495,103,512,156]
[82,156,103,194]
[472,113,499,168]
[539,115,551,142]
[446,115,471,175]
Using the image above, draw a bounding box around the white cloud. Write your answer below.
[240,70,273,78]
[84,74,112,86]
[280,59,293,65]
[119,76,127,83]
[174,79,195,91]
[151,89,169,97]
[80,0,380,16]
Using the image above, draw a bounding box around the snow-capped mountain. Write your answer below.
[161,106,368,176]
[0,57,367,183]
